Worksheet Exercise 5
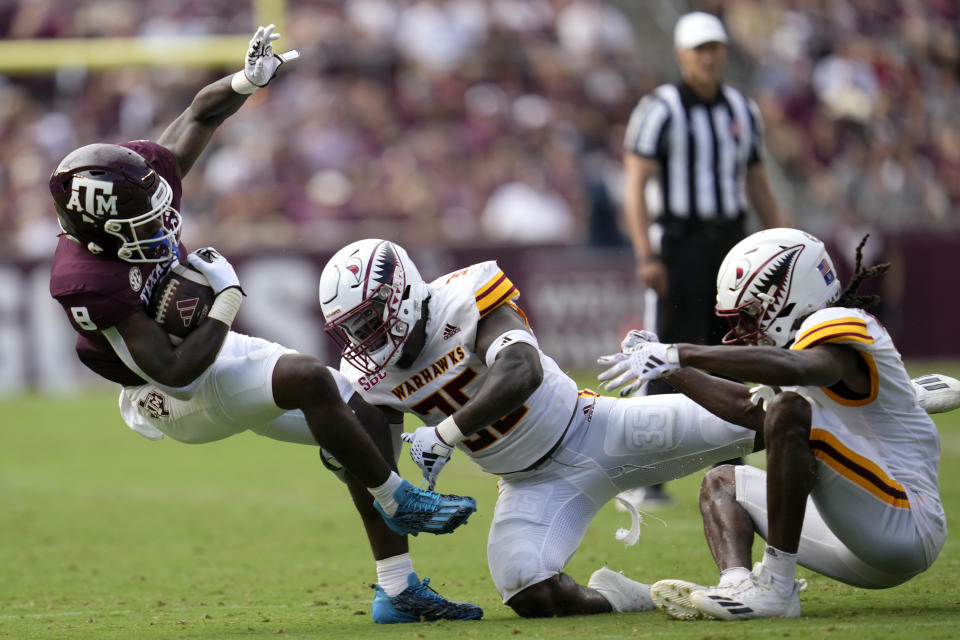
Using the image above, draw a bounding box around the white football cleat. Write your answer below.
[689,563,806,620]
[650,579,708,620]
[588,566,655,612]
[912,374,960,414]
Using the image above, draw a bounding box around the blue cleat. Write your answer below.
[374,478,476,536]
[372,572,483,623]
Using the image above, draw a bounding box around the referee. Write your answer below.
[618,11,784,508]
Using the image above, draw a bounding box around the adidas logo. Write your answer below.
[442,323,461,340]
[582,402,596,422]
[642,355,665,373]
[177,297,200,327]
[706,595,753,616]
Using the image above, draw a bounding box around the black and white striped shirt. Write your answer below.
[624,82,764,222]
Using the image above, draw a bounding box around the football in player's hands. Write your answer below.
[912,374,960,414]
[147,263,216,344]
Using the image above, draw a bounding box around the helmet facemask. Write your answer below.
[108,176,182,263]
[326,284,410,375]
[716,297,769,346]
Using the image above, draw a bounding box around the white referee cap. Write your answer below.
[674,11,728,49]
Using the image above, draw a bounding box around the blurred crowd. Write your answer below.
[0,0,957,259]
[721,0,960,235]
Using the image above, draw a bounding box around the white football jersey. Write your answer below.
[341,261,579,474]
[790,306,946,559]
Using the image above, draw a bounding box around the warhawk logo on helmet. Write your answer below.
[345,256,363,285]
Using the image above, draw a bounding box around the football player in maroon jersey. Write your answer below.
[47,25,480,623]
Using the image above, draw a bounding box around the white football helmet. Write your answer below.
[715,228,841,348]
[319,239,427,374]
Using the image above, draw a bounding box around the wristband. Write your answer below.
[664,343,680,364]
[436,415,466,446]
[208,287,244,325]
[230,71,258,95]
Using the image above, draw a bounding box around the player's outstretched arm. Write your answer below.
[677,342,855,389]
[663,368,765,435]
[157,24,299,177]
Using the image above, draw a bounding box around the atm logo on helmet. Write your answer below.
[65,176,118,217]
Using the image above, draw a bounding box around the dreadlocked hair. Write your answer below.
[834,233,891,309]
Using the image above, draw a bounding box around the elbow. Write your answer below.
[150,368,200,389]
[148,353,213,389]
[520,361,544,398]
[790,361,839,388]
[513,348,544,400]
[499,345,544,402]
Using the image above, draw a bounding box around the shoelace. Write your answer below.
[401,486,442,513]
[409,577,445,601]
[416,577,435,593]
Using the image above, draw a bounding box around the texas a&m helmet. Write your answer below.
[49,143,181,263]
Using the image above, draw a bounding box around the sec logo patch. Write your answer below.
[129,267,143,292]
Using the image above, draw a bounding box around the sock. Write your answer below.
[376,554,414,597]
[719,566,751,587]
[369,472,404,516]
[761,545,799,596]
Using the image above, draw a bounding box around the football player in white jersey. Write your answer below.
[318,238,769,618]
[598,228,948,620]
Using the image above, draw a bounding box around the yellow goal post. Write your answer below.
[0,0,287,74]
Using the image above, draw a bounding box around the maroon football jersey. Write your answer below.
[49,141,188,386]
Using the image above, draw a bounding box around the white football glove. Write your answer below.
[598,341,680,397]
[186,247,241,295]
[401,426,454,491]
[620,329,660,353]
[244,24,299,87]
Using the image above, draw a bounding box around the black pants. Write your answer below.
[647,218,746,472]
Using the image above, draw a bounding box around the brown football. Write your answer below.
[147,263,215,344]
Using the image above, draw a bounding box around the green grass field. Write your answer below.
[3,364,960,639]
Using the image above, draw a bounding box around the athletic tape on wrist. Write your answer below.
[484,329,539,368]
[436,415,465,446]
[208,287,243,325]
[230,71,258,94]
[664,344,680,364]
